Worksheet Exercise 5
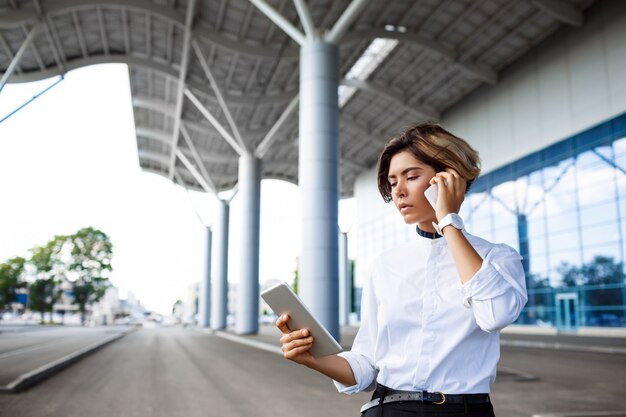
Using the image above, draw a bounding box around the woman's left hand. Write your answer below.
[429,168,467,221]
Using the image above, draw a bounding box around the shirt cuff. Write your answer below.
[332,351,377,394]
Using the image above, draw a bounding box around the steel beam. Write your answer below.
[0,24,41,92]
[325,0,369,44]
[167,0,197,180]
[249,0,306,46]
[180,124,219,194]
[293,0,317,39]
[176,149,217,195]
[184,88,245,156]
[532,0,583,27]
[254,93,299,158]
[192,40,248,154]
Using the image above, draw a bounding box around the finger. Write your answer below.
[431,175,446,185]
[284,343,313,359]
[445,168,460,178]
[280,328,309,345]
[285,336,314,352]
[276,314,291,334]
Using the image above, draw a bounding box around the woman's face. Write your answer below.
[388,150,437,226]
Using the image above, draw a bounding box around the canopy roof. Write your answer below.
[1,0,594,196]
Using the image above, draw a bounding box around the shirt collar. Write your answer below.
[415,225,443,240]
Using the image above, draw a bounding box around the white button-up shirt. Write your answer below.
[335,231,528,394]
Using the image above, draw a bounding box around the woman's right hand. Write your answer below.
[276,314,316,367]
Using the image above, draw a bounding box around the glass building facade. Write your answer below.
[356,113,626,331]
[462,113,626,330]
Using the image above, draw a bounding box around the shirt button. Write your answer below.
[463,297,472,308]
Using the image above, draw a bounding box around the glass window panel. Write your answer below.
[494,225,518,249]
[583,241,621,265]
[544,160,576,215]
[492,202,516,229]
[582,222,620,248]
[471,226,492,239]
[529,254,549,278]
[464,193,491,225]
[515,174,543,214]
[549,248,582,286]
[492,181,516,205]
[514,176,529,210]
[613,137,626,169]
[577,167,616,208]
[619,197,626,219]
[547,191,577,217]
[529,234,547,258]
[527,197,546,223]
[543,158,574,184]
[549,229,580,253]
[594,145,613,161]
[529,170,543,187]
[579,201,618,229]
[576,149,604,169]
[548,211,579,234]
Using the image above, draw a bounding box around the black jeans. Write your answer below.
[361,384,496,417]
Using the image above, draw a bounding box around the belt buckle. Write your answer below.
[433,392,446,405]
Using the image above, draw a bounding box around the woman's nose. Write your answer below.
[394,181,406,198]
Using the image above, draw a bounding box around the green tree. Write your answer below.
[0,257,27,316]
[29,278,61,324]
[29,238,66,323]
[558,256,624,287]
[65,227,113,325]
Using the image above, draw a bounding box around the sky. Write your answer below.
[0,64,355,315]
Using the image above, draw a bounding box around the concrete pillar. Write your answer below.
[339,230,351,326]
[235,155,261,334]
[211,200,229,329]
[299,40,340,340]
[198,227,212,327]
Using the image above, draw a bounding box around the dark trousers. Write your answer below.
[361,384,496,417]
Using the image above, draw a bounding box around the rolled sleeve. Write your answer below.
[333,351,377,394]
[457,244,528,332]
[334,260,379,394]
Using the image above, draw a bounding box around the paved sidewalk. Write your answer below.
[211,324,626,355]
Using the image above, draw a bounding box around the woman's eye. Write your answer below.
[390,182,397,188]
[408,176,418,181]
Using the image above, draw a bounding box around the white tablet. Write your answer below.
[261,282,343,358]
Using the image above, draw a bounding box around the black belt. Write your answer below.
[360,385,490,413]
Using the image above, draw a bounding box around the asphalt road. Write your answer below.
[0,326,625,417]
[0,326,129,387]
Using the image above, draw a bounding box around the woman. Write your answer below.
[276,123,528,416]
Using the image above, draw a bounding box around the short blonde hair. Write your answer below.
[377,122,481,203]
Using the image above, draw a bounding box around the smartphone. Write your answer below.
[424,183,438,209]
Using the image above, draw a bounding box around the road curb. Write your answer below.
[0,327,135,393]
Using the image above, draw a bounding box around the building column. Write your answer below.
[339,230,351,326]
[198,226,212,327]
[299,40,340,340]
[236,155,261,334]
[211,200,229,329]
